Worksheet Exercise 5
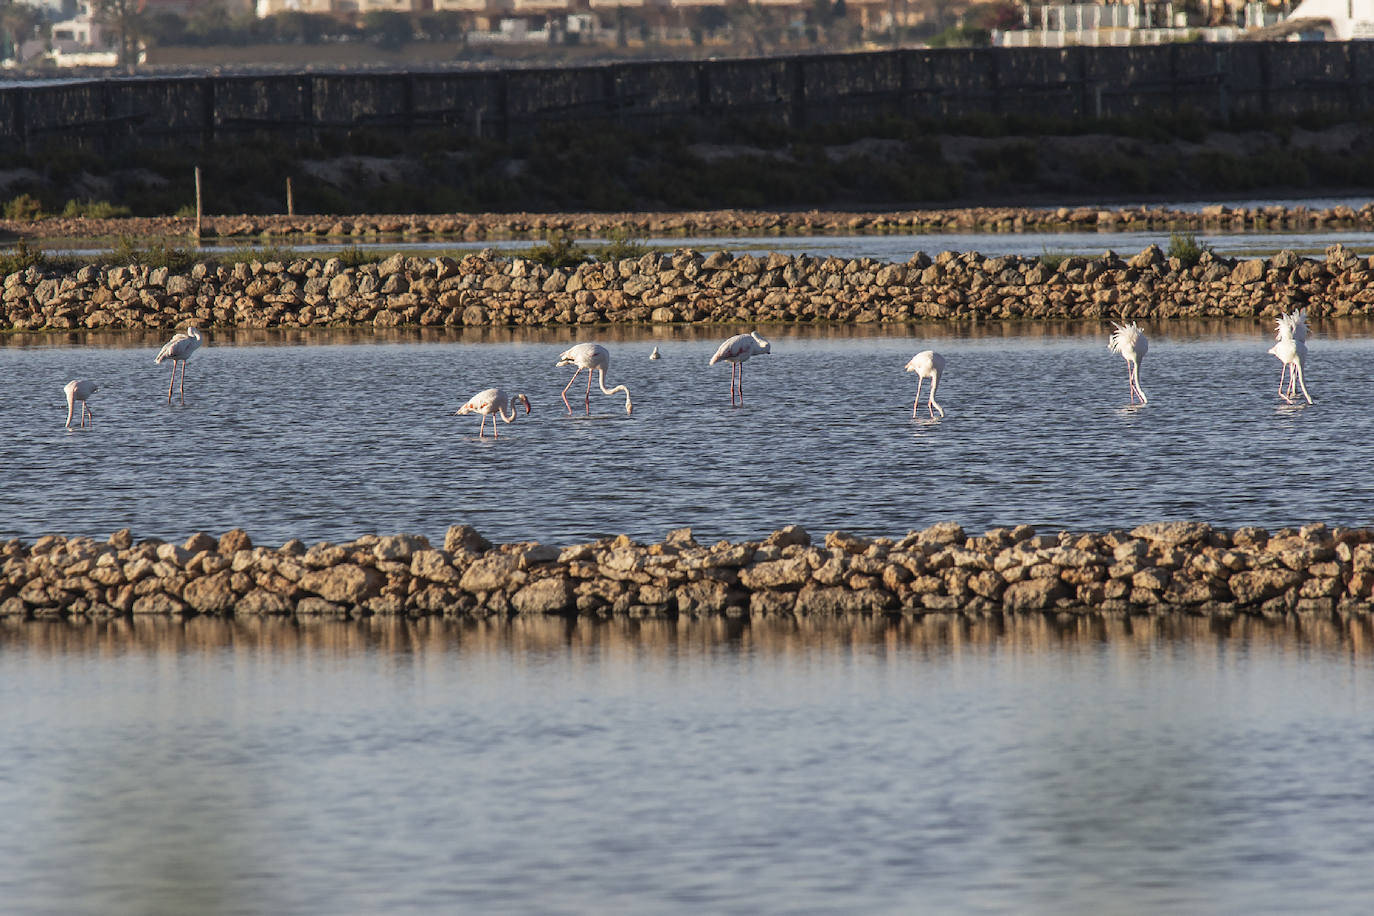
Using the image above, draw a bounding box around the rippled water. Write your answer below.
[3,321,1374,546]
[3,615,1374,914]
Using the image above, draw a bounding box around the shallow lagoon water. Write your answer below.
[3,615,1374,915]
[2,321,1372,546]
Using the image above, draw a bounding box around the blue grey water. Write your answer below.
[47,228,1374,262]
[3,615,1374,914]
[2,320,1373,547]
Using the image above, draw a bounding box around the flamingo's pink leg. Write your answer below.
[585,371,592,413]
[166,364,176,404]
[179,362,188,404]
[561,369,581,413]
[738,363,744,406]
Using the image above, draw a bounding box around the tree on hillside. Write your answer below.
[92,0,143,71]
[0,0,38,62]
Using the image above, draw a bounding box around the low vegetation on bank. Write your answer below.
[0,111,1370,219]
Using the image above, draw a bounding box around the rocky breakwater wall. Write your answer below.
[5,242,1374,332]
[3,521,1373,621]
[10,202,1374,242]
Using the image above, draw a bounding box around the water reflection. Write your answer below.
[5,612,1371,659]
[9,316,1374,352]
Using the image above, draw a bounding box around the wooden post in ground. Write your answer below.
[287,177,294,217]
[194,166,203,241]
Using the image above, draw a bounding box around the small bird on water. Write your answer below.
[649,347,661,360]
[63,379,98,429]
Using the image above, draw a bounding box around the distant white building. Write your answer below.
[1266,0,1374,38]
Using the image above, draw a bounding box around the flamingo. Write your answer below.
[63,379,98,429]
[1108,321,1148,405]
[1269,310,1312,404]
[709,330,771,406]
[155,326,203,405]
[904,350,945,418]
[556,343,633,415]
[650,347,661,360]
[455,387,531,438]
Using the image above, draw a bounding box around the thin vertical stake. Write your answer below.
[194,166,202,240]
[286,176,294,217]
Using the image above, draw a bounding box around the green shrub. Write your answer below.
[61,199,133,219]
[594,228,652,262]
[522,232,589,269]
[216,244,299,266]
[0,240,47,274]
[1167,231,1210,267]
[4,194,45,221]
[108,236,197,271]
[336,244,373,268]
[1039,248,1068,270]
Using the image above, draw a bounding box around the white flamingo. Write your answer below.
[709,330,771,406]
[1108,321,1148,405]
[63,379,98,429]
[904,350,945,418]
[456,387,531,439]
[1269,310,1312,404]
[154,326,203,405]
[556,343,632,415]
[650,347,661,360]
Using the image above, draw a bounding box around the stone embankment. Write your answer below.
[4,242,1374,332]
[3,521,1371,621]
[7,202,1374,242]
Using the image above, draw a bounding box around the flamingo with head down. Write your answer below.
[1108,321,1148,405]
[456,387,532,438]
[1269,309,1312,404]
[556,343,632,415]
[904,350,945,418]
[63,379,98,429]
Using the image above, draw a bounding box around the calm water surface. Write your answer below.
[2,615,1373,914]
[2,321,1373,546]
[48,228,1374,262]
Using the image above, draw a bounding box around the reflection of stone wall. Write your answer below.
[6,612,1371,657]
[5,241,1374,332]
[3,520,1371,620]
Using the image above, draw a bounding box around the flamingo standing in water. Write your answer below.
[556,343,632,415]
[709,330,771,406]
[904,350,946,418]
[1108,321,1148,405]
[456,387,531,438]
[63,379,98,429]
[1269,309,1312,404]
[155,326,203,404]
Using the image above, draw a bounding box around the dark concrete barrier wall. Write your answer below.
[3,241,1372,332]
[3,43,1372,150]
[2,521,1370,620]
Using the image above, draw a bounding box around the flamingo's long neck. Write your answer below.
[499,397,525,423]
[596,369,632,411]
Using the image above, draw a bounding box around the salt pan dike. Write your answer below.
[2,521,1370,621]
[5,241,1374,333]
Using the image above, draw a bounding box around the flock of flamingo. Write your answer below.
[59,310,1315,433]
